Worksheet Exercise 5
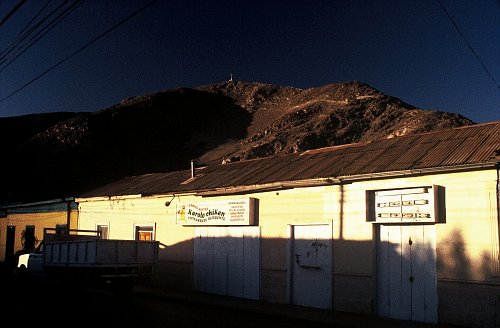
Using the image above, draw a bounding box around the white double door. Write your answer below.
[193,226,260,300]
[377,224,438,323]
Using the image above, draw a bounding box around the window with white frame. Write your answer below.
[135,224,155,241]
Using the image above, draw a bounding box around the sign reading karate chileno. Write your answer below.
[176,197,256,226]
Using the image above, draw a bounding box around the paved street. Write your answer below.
[1,269,339,328]
[1,264,464,328]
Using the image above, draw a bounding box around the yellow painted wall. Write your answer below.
[336,170,499,282]
[77,196,195,263]
[0,207,78,263]
[76,169,499,311]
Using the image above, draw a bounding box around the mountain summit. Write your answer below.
[196,80,474,163]
[0,80,475,204]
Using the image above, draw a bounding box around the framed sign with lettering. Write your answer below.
[366,186,444,223]
[176,197,256,226]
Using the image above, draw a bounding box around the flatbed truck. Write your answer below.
[17,228,159,291]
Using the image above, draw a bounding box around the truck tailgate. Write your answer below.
[43,240,159,267]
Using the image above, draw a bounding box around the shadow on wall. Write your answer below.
[436,228,500,328]
[437,228,499,281]
[153,226,498,327]
[154,232,422,306]
[374,223,439,323]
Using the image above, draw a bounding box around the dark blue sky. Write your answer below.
[1,0,498,123]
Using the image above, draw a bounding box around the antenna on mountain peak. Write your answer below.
[229,73,233,82]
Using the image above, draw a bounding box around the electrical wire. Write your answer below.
[0,0,52,57]
[436,0,500,92]
[0,0,68,61]
[0,0,157,105]
[15,0,52,40]
[0,0,83,71]
[0,0,27,27]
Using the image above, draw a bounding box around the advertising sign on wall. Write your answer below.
[176,197,256,226]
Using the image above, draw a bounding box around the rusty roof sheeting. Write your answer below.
[79,121,500,198]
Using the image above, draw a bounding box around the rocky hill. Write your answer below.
[197,81,473,163]
[0,80,475,204]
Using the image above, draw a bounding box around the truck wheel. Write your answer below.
[17,264,27,275]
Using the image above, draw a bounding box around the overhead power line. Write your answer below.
[0,0,51,57]
[436,0,500,92]
[0,0,84,72]
[0,0,27,27]
[0,0,157,105]
[0,0,70,59]
[16,0,52,38]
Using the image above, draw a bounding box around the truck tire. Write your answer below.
[16,264,27,275]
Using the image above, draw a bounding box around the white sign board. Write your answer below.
[371,186,439,223]
[176,198,256,226]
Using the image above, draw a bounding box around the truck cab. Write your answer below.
[16,242,44,275]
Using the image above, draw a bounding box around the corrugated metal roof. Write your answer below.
[79,121,500,198]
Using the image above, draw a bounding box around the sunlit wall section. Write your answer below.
[77,194,196,289]
[0,199,78,263]
[430,170,500,327]
[332,183,375,314]
[432,171,499,282]
[254,186,336,303]
[74,167,499,326]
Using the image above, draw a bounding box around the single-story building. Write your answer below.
[0,198,78,267]
[72,121,498,327]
